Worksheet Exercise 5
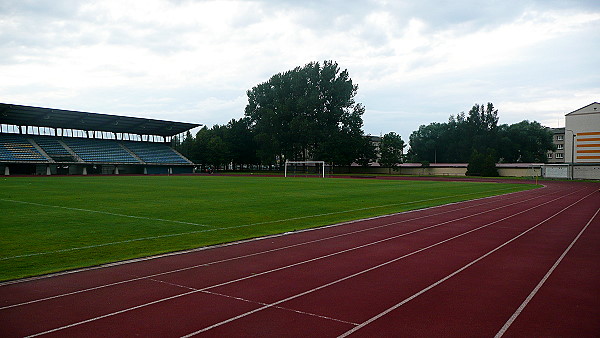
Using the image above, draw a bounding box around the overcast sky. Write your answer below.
[1,0,599,139]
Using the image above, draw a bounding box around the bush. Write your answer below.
[466,150,498,177]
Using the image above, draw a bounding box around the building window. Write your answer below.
[547,153,553,159]
[556,135,564,141]
[556,153,564,159]
[556,144,564,150]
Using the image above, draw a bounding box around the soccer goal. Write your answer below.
[284,160,327,178]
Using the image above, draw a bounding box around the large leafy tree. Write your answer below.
[223,117,258,167]
[497,120,555,162]
[245,60,367,165]
[466,102,499,157]
[407,122,448,163]
[379,132,406,172]
[355,136,378,167]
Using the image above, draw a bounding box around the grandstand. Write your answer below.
[0,103,200,175]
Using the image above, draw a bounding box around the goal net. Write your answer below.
[284,160,327,178]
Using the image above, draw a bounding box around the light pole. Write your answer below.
[566,129,576,180]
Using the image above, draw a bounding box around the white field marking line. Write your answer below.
[494,207,600,338]
[2,185,557,311]
[25,187,577,338]
[338,190,599,338]
[180,189,588,337]
[148,277,359,326]
[0,185,525,261]
[0,198,209,227]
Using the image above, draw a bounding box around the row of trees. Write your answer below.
[174,60,554,170]
[175,118,406,170]
[408,103,555,164]
[176,118,258,169]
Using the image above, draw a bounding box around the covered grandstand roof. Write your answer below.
[0,103,201,137]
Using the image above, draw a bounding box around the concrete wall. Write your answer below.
[397,167,467,176]
[339,165,543,178]
[573,165,600,180]
[497,167,541,177]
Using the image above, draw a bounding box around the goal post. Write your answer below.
[284,160,327,178]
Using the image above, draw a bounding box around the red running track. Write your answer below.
[1,180,599,337]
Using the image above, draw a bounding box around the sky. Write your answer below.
[1,0,599,140]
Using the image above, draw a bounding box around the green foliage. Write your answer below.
[245,60,368,165]
[174,118,259,169]
[466,150,499,177]
[379,132,406,172]
[408,102,554,164]
[353,135,378,167]
[0,176,536,281]
[497,120,555,163]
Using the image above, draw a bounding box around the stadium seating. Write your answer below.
[122,141,190,164]
[31,136,71,157]
[1,133,190,165]
[0,134,48,161]
[62,137,140,163]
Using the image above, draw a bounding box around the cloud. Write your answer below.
[0,0,598,141]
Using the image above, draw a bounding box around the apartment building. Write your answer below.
[546,127,565,163]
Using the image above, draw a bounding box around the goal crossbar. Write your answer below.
[284,160,326,178]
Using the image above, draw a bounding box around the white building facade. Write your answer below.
[565,102,600,163]
[563,102,600,179]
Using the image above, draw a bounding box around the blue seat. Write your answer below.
[0,134,47,161]
[122,141,190,164]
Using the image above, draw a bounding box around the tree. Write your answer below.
[245,60,368,165]
[379,132,406,173]
[174,131,196,162]
[223,117,258,168]
[407,122,447,163]
[409,102,547,164]
[466,102,499,157]
[190,126,229,169]
[355,136,378,167]
[497,121,555,163]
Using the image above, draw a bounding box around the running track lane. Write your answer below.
[0,180,598,337]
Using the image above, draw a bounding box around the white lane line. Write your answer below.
[1,185,554,310]
[0,185,525,261]
[337,190,598,337]
[23,187,572,338]
[23,290,201,338]
[494,207,600,338]
[179,189,590,336]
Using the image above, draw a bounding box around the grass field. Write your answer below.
[0,175,538,281]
